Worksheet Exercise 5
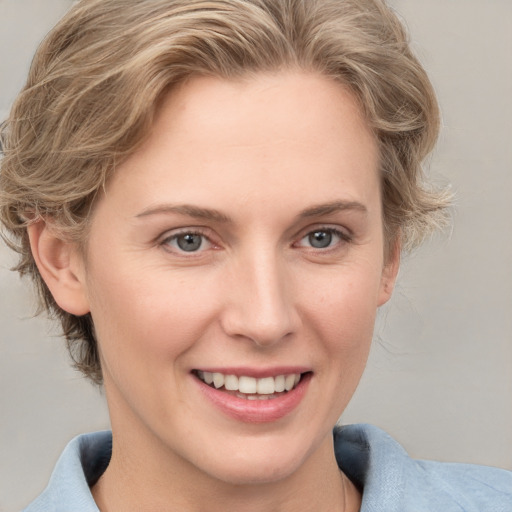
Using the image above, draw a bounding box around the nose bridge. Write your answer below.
[222,245,297,346]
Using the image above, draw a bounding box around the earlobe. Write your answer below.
[378,236,401,306]
[27,220,90,316]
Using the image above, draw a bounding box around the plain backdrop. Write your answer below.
[1,0,511,510]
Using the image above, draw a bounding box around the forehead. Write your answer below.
[100,71,380,220]
[149,71,375,165]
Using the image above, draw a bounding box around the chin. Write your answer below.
[206,457,303,487]
[189,433,318,487]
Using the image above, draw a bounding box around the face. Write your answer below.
[76,72,398,485]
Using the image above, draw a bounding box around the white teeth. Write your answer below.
[274,375,285,392]
[257,377,275,395]
[224,375,238,391]
[284,374,296,391]
[212,372,224,389]
[197,371,303,395]
[238,376,257,394]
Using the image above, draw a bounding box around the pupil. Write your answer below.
[177,234,202,251]
[309,231,332,248]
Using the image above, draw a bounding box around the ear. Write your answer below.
[377,235,401,306]
[27,219,90,316]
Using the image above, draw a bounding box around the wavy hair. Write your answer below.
[0,0,450,383]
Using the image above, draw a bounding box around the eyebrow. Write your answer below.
[135,204,231,223]
[298,200,368,218]
[135,200,367,222]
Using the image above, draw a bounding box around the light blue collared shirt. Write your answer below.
[23,424,512,511]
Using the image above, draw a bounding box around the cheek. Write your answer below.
[85,262,219,375]
[302,266,382,384]
[305,266,382,338]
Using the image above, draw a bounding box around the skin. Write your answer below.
[29,71,399,511]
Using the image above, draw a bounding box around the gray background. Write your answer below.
[1,0,511,510]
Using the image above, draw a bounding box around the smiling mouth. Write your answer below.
[193,370,307,400]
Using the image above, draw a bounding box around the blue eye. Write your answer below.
[308,230,333,248]
[299,228,348,249]
[164,232,211,253]
[176,233,203,251]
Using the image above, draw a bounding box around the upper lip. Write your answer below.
[192,366,311,378]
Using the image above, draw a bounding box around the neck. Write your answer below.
[92,424,360,512]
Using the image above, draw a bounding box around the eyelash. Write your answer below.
[159,226,352,255]
[160,229,214,255]
[295,226,352,251]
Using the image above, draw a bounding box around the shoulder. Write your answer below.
[334,423,512,512]
[412,458,512,511]
[23,431,111,512]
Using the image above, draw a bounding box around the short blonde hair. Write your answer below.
[0,0,450,383]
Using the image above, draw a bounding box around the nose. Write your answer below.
[220,249,299,347]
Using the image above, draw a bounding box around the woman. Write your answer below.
[1,0,510,510]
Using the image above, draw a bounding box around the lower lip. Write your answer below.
[194,374,311,424]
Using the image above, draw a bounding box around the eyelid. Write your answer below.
[294,225,352,249]
[158,227,217,254]
[156,224,351,254]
